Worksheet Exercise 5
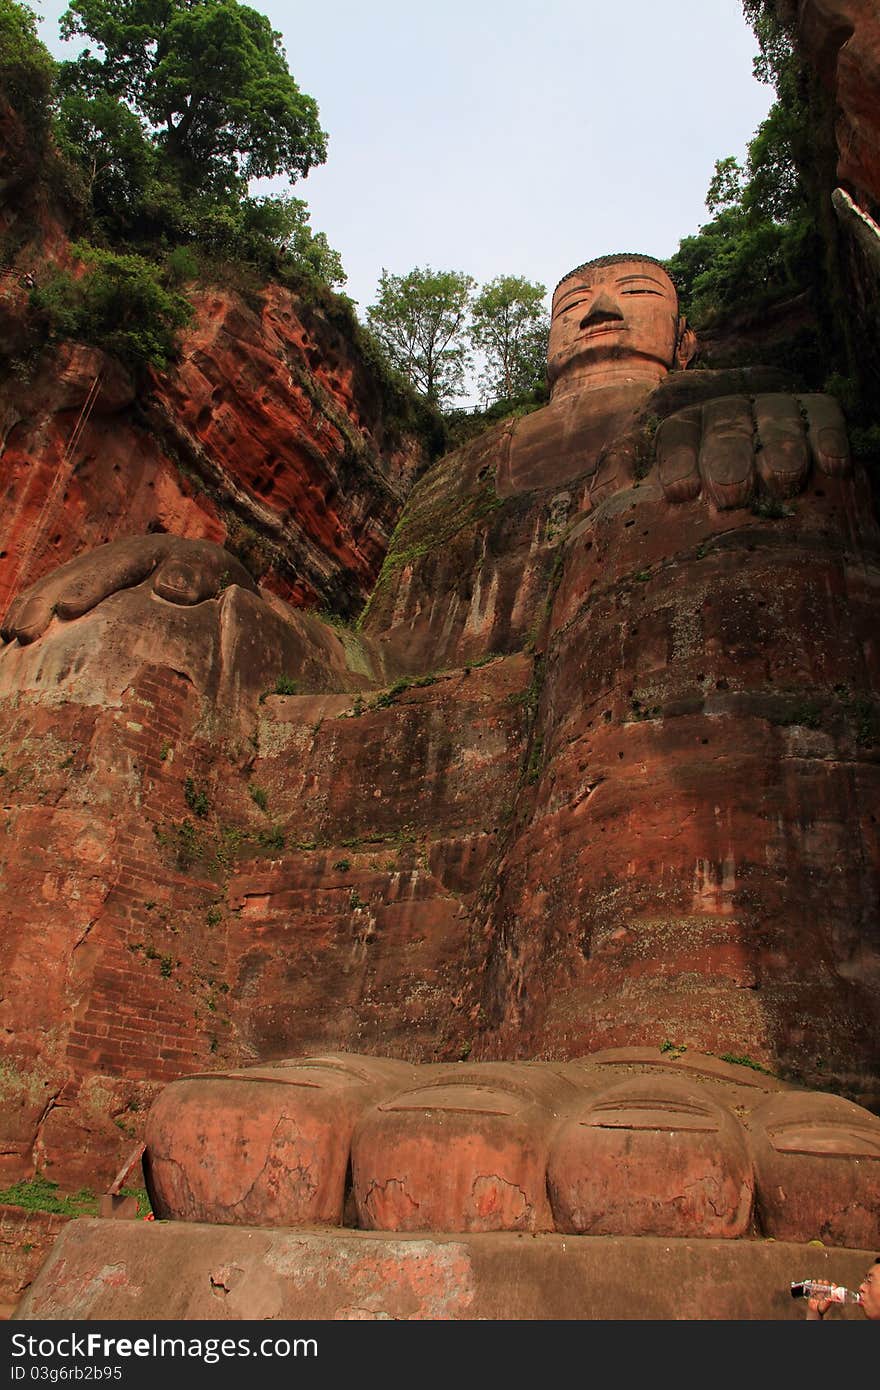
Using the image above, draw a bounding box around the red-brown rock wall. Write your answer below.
[476,459,880,1106]
[798,0,880,210]
[0,665,224,1185]
[0,1206,71,1321]
[0,284,428,625]
[360,422,577,673]
[0,653,529,1187]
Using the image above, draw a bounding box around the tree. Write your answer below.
[366,267,474,406]
[742,101,807,224]
[705,156,747,215]
[469,275,548,406]
[240,194,345,286]
[58,0,327,198]
[665,32,814,331]
[54,86,158,232]
[0,0,55,135]
[182,192,346,285]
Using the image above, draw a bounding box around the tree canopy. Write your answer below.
[28,0,345,286]
[0,0,346,375]
[0,0,55,134]
[366,267,475,407]
[58,0,327,198]
[469,275,548,407]
[32,242,192,369]
[664,7,817,334]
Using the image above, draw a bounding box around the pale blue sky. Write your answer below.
[34,1,773,398]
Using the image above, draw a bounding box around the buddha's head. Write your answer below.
[548,253,695,397]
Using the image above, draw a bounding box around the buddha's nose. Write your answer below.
[580,290,624,329]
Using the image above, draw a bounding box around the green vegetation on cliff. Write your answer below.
[53,0,334,269]
[0,0,53,135]
[0,0,350,370]
[665,0,874,427]
[32,242,192,369]
[0,0,444,459]
[664,4,825,366]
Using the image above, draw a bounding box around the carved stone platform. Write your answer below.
[14,1220,873,1321]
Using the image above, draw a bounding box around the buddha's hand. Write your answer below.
[654,393,850,508]
[1,535,256,645]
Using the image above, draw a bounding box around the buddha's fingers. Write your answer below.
[699,396,756,510]
[800,393,851,477]
[656,406,702,503]
[754,395,810,498]
[53,536,173,620]
[1,590,57,644]
[1,536,174,644]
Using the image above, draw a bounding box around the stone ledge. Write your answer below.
[13,1217,874,1321]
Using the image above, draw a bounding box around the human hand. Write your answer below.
[1,536,257,645]
[806,1279,834,1321]
[654,393,850,509]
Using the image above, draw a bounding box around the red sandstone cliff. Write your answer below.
[0,285,428,624]
[2,364,879,1198]
[797,0,880,211]
[792,0,880,406]
[0,89,431,627]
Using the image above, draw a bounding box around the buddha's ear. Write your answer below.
[675,316,698,369]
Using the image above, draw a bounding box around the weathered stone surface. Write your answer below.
[350,1063,581,1234]
[547,1075,754,1239]
[798,0,880,209]
[0,283,427,623]
[0,1206,71,1322]
[476,392,880,1104]
[748,1089,880,1245]
[0,649,528,1188]
[3,249,880,1322]
[794,1,880,409]
[13,1219,875,1321]
[141,1049,880,1249]
[145,1055,416,1228]
[0,537,379,725]
[357,420,563,673]
[148,284,427,610]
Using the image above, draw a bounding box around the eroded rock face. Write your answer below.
[149,284,426,611]
[0,636,527,1183]
[143,1049,880,1248]
[0,283,427,623]
[794,1,880,402]
[145,1054,417,1228]
[798,0,880,210]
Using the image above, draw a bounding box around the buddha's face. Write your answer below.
[548,257,681,391]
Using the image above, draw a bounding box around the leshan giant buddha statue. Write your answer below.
[0,253,877,1215]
